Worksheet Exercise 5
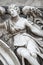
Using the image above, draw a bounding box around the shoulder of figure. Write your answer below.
[21,17,28,22]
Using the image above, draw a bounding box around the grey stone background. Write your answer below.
[0,0,43,7]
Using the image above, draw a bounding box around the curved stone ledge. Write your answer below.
[0,39,20,65]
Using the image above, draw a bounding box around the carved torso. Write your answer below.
[5,17,27,34]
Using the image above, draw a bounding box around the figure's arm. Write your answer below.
[0,20,15,33]
[0,20,8,29]
[26,20,43,37]
[0,22,5,28]
[0,6,6,28]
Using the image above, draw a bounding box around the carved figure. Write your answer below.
[0,4,43,65]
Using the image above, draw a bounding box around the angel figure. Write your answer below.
[0,4,43,65]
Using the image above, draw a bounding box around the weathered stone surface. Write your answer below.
[0,0,43,7]
[0,4,43,65]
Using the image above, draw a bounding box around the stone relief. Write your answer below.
[0,4,43,65]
